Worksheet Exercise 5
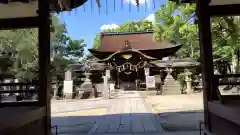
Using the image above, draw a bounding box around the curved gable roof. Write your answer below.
[98,31,178,52]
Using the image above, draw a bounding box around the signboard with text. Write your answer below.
[63,80,73,94]
[146,76,155,88]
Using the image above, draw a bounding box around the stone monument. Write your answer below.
[102,69,110,99]
[63,70,73,99]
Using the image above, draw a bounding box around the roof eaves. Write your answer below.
[0,0,88,12]
[101,31,153,36]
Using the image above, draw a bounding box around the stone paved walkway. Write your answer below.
[51,91,201,135]
[51,91,162,134]
[89,97,162,134]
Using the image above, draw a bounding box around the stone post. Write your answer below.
[63,70,73,99]
[185,69,193,94]
[52,83,58,98]
[102,69,110,99]
[144,67,150,90]
[65,70,72,80]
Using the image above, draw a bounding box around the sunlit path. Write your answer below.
[51,91,164,134]
[90,94,162,134]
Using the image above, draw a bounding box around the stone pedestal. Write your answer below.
[186,78,193,94]
[163,68,181,95]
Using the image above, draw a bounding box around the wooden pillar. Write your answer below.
[38,0,51,134]
[196,0,215,132]
[117,71,120,89]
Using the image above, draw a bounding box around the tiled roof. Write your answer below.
[98,31,177,52]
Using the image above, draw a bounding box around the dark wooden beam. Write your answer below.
[0,17,39,30]
[196,0,215,132]
[208,101,240,126]
[38,0,51,134]
[210,4,240,16]
[0,101,38,107]
[223,95,240,100]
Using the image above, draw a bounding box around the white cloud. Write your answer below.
[124,0,151,6]
[100,24,119,31]
[145,13,155,23]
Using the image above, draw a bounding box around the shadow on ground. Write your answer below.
[51,113,161,134]
[156,110,204,132]
[51,110,203,135]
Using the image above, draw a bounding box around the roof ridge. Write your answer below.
[101,30,153,36]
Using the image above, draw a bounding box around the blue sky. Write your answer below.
[58,0,166,53]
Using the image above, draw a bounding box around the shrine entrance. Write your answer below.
[119,71,137,90]
[96,40,156,91]
[89,32,182,91]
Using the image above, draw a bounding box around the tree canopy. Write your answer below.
[0,15,86,82]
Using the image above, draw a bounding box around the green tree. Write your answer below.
[0,15,86,82]
[153,1,198,58]
[153,1,240,74]
[50,16,86,83]
[0,29,39,81]
[91,20,153,49]
[212,16,240,73]
[92,34,101,49]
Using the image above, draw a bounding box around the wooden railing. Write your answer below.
[0,82,39,106]
[215,74,240,86]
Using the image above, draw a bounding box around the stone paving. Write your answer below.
[51,91,202,135]
[52,91,161,134]
[145,92,204,132]
[89,98,161,134]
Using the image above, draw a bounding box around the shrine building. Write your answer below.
[88,31,182,90]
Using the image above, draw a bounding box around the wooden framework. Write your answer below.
[196,0,240,135]
[0,0,51,135]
